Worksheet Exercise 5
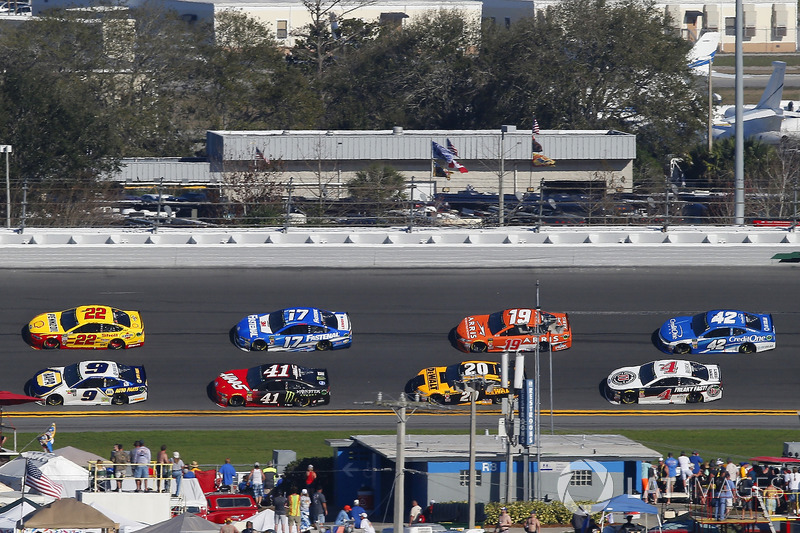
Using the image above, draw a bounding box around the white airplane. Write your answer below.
[688,32,721,76]
[712,61,800,144]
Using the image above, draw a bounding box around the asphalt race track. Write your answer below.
[1,267,798,433]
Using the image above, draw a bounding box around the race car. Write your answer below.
[232,307,351,352]
[452,308,571,353]
[603,359,722,405]
[657,309,776,354]
[25,360,148,406]
[23,305,145,350]
[404,360,521,405]
[213,363,330,407]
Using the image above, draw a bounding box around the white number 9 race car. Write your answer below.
[25,360,148,406]
[603,359,722,405]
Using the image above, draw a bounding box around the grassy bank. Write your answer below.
[14,428,797,467]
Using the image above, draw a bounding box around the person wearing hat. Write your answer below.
[350,500,366,528]
[524,511,541,533]
[250,462,265,507]
[273,490,289,533]
[360,513,375,533]
[306,464,317,491]
[495,507,511,533]
[335,505,352,527]
[300,488,312,532]
[183,463,197,479]
[171,451,184,496]
[220,517,239,533]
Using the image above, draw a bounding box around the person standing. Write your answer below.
[250,462,264,507]
[241,522,255,533]
[714,472,734,520]
[788,467,800,515]
[219,459,237,492]
[157,445,170,493]
[306,465,317,491]
[273,492,289,533]
[172,452,185,495]
[524,511,541,533]
[664,453,679,502]
[300,488,312,532]
[288,488,302,533]
[264,461,277,496]
[220,518,240,533]
[495,507,512,533]
[689,452,703,475]
[359,513,375,533]
[133,440,152,492]
[350,500,366,528]
[311,486,328,531]
[678,451,692,491]
[409,500,422,524]
[111,443,130,492]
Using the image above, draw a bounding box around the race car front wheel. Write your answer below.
[315,340,332,351]
[673,343,691,355]
[251,340,268,351]
[429,395,447,405]
[686,392,703,403]
[108,339,125,350]
[739,343,756,354]
[228,396,245,407]
[111,394,128,405]
[621,391,638,404]
[470,342,487,353]
[43,338,60,349]
[45,395,64,406]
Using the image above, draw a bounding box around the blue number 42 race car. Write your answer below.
[657,309,776,354]
[232,307,352,352]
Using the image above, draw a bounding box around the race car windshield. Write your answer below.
[60,309,79,331]
[745,313,762,329]
[638,363,656,385]
[268,312,286,332]
[113,309,131,327]
[691,313,708,335]
[321,311,339,329]
[246,366,267,387]
[443,365,463,384]
[487,312,508,335]
[61,364,81,387]
[689,362,710,380]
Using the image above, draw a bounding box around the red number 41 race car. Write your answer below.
[452,308,571,353]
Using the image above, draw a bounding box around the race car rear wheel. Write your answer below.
[315,340,332,351]
[470,342,487,353]
[539,342,550,352]
[429,394,446,405]
[108,339,125,350]
[228,396,245,407]
[45,395,64,406]
[686,392,703,403]
[739,343,756,354]
[251,340,268,351]
[621,391,638,404]
[111,394,128,405]
[673,343,691,355]
[43,337,60,349]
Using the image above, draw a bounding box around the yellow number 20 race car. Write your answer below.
[405,360,522,405]
[23,305,145,350]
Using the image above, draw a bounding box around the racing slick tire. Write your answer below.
[686,392,703,404]
[228,396,245,407]
[111,393,128,405]
[673,343,691,355]
[108,339,125,350]
[251,340,268,351]
[621,391,638,404]
[539,342,550,352]
[294,397,312,407]
[739,343,756,354]
[315,340,332,351]
[429,394,447,405]
[470,342,488,353]
[43,337,60,349]
[45,395,64,406]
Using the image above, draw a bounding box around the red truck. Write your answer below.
[203,493,259,524]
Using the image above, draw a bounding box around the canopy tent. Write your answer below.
[180,479,206,508]
[591,494,662,532]
[21,497,117,529]
[0,497,41,533]
[134,513,219,533]
[54,447,106,467]
[87,502,146,533]
[0,452,89,498]
[0,392,39,406]
[233,508,273,531]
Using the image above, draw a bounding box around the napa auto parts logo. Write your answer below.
[556,459,615,512]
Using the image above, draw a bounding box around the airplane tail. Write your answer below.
[688,32,720,74]
[755,61,786,110]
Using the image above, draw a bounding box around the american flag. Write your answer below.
[446,139,458,157]
[255,147,270,164]
[533,118,540,135]
[25,461,62,499]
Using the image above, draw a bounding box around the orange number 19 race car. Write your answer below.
[452,308,571,353]
[23,305,145,350]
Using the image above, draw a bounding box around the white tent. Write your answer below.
[0,451,89,498]
[0,498,41,533]
[87,502,147,533]
[233,508,273,531]
[180,479,206,507]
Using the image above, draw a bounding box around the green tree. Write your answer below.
[346,163,406,210]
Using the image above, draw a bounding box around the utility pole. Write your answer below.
[1,145,12,229]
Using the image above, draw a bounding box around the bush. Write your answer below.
[483,501,600,526]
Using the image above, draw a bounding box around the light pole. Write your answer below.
[1,145,12,229]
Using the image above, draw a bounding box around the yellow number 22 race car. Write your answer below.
[23,305,145,350]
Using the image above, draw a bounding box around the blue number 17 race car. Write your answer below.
[232,307,352,352]
[657,309,776,354]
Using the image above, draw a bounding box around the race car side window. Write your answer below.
[679,377,700,385]
[732,328,746,336]
[282,325,310,335]
[74,323,103,333]
[309,326,326,334]
[705,328,730,338]
[653,378,680,387]
[80,378,105,388]
[102,324,124,333]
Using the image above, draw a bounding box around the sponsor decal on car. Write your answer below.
[610,370,636,386]
[248,315,259,337]
[308,333,337,341]
[47,314,59,332]
[673,385,709,393]
[707,385,722,397]
[220,373,249,391]
[465,317,484,339]
[668,319,680,340]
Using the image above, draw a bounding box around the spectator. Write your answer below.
[678,451,692,490]
[300,488,312,532]
[172,452,184,496]
[664,453,679,502]
[239,474,251,495]
[133,440,152,492]
[646,461,660,504]
[219,459,237,493]
[306,465,317,491]
[250,463,264,507]
[409,500,422,524]
[335,505,352,526]
[242,522,255,533]
[725,458,740,483]
[360,513,375,533]
[524,511,541,533]
[111,443,129,492]
[690,451,703,475]
[273,491,289,533]
[288,488,302,533]
[157,445,170,493]
[788,467,800,515]
[311,486,328,531]
[350,500,366,528]
[619,516,638,532]
[220,518,239,533]
[183,465,197,479]
[495,507,511,533]
[764,483,783,516]
[422,501,434,524]
[264,461,277,495]
[714,472,735,520]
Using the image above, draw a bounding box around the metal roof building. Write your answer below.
[328,433,659,519]
[206,128,637,198]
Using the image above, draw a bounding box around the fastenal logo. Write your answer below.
[556,460,615,512]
